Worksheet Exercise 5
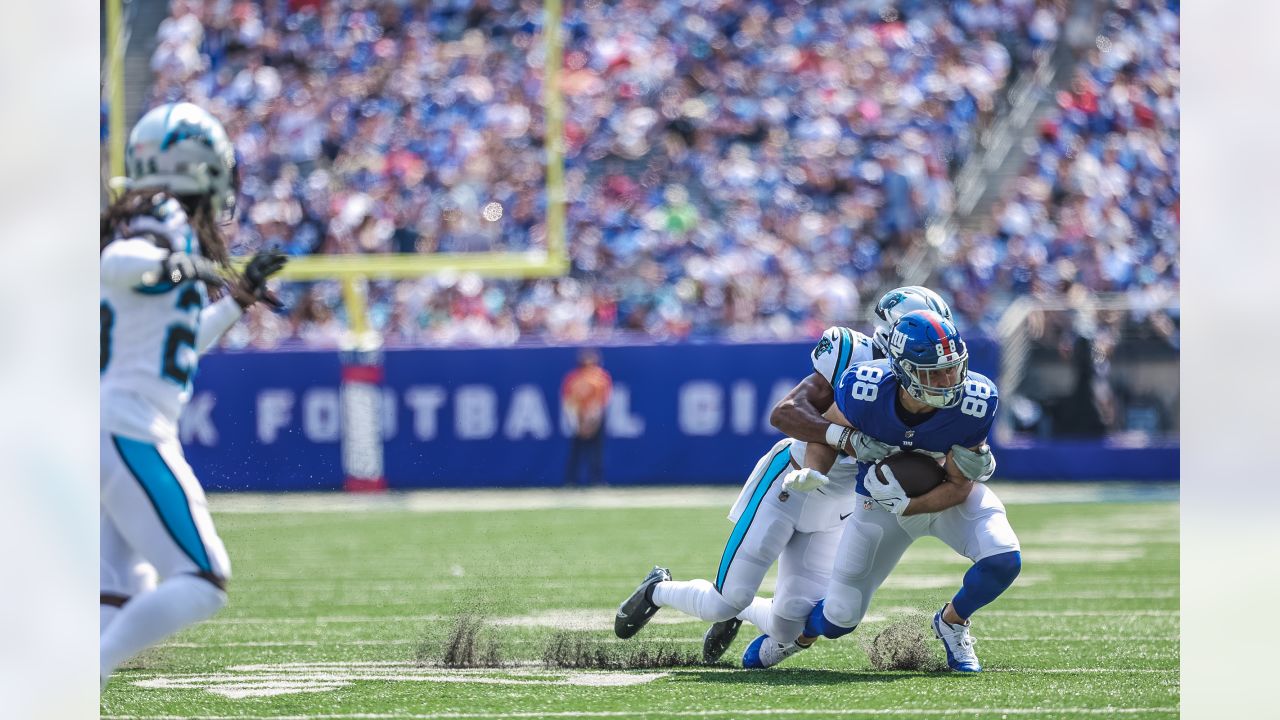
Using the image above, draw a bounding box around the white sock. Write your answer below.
[100,575,226,681]
[100,603,122,635]
[650,579,740,622]
[738,596,776,635]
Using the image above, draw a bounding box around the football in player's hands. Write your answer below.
[874,451,947,498]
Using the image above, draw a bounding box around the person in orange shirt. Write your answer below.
[561,349,613,486]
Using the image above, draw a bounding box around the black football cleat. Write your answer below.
[702,617,742,663]
[614,565,671,639]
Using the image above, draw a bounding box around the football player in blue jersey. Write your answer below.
[741,310,1022,672]
[614,288,954,664]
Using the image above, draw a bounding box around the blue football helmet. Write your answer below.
[871,286,953,358]
[886,310,969,409]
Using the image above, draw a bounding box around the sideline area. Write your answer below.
[209,482,1179,514]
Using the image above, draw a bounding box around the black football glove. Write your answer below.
[161,251,224,286]
[236,250,288,309]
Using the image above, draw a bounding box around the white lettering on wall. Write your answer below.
[504,384,552,440]
[607,384,644,438]
[303,388,341,442]
[256,389,294,444]
[679,381,723,436]
[180,392,218,446]
[730,381,755,435]
[455,385,497,440]
[762,380,797,433]
[405,386,447,440]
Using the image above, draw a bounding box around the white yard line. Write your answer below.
[103,707,1179,720]
[208,483,1177,515]
[204,607,1178,626]
[161,634,1179,649]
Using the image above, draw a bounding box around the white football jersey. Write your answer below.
[100,197,240,442]
[791,326,878,495]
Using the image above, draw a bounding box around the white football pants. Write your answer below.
[653,439,853,640]
[100,430,231,587]
[802,482,1020,637]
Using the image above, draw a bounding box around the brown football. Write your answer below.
[873,452,947,498]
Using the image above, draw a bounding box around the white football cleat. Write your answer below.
[932,604,981,672]
[742,634,807,669]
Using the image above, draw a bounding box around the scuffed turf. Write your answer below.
[864,611,947,672]
[100,495,1179,719]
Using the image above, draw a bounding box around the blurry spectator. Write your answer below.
[135,0,1108,348]
[1048,335,1110,438]
[936,0,1179,336]
[561,349,612,487]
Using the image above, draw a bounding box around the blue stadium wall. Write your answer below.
[183,339,1177,491]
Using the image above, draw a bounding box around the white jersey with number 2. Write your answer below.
[100,196,242,443]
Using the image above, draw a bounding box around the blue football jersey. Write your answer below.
[833,358,999,495]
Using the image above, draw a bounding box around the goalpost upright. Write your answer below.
[106,0,570,490]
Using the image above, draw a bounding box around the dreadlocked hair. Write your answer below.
[100,188,243,299]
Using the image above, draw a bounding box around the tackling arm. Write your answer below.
[770,372,841,445]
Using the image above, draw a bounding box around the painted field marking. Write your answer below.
[161,633,1179,649]
[204,607,1179,626]
[125,659,1180,701]
[104,706,1180,719]
[208,483,1178,515]
[129,662,667,699]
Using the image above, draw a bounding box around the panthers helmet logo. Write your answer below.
[876,291,906,321]
[161,119,215,151]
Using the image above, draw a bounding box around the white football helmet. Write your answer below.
[125,102,238,222]
[871,286,954,357]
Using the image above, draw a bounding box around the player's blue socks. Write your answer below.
[802,599,856,639]
[951,550,1022,619]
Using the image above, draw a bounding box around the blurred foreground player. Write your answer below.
[742,311,1021,672]
[614,288,954,662]
[100,102,286,687]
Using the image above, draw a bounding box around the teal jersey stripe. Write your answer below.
[111,436,213,573]
[715,445,793,591]
[835,328,852,381]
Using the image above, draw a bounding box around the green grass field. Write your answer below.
[101,487,1179,719]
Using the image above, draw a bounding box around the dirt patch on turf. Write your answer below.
[416,613,508,668]
[862,612,946,672]
[417,614,704,671]
[542,632,704,670]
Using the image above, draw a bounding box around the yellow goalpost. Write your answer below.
[105,0,570,340]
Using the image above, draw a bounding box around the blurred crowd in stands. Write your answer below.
[139,0,1176,351]
[934,0,1178,337]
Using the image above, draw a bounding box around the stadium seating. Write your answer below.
[141,0,1181,349]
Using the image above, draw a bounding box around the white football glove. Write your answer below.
[782,467,830,493]
[949,444,996,483]
[849,431,900,463]
[866,464,911,516]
